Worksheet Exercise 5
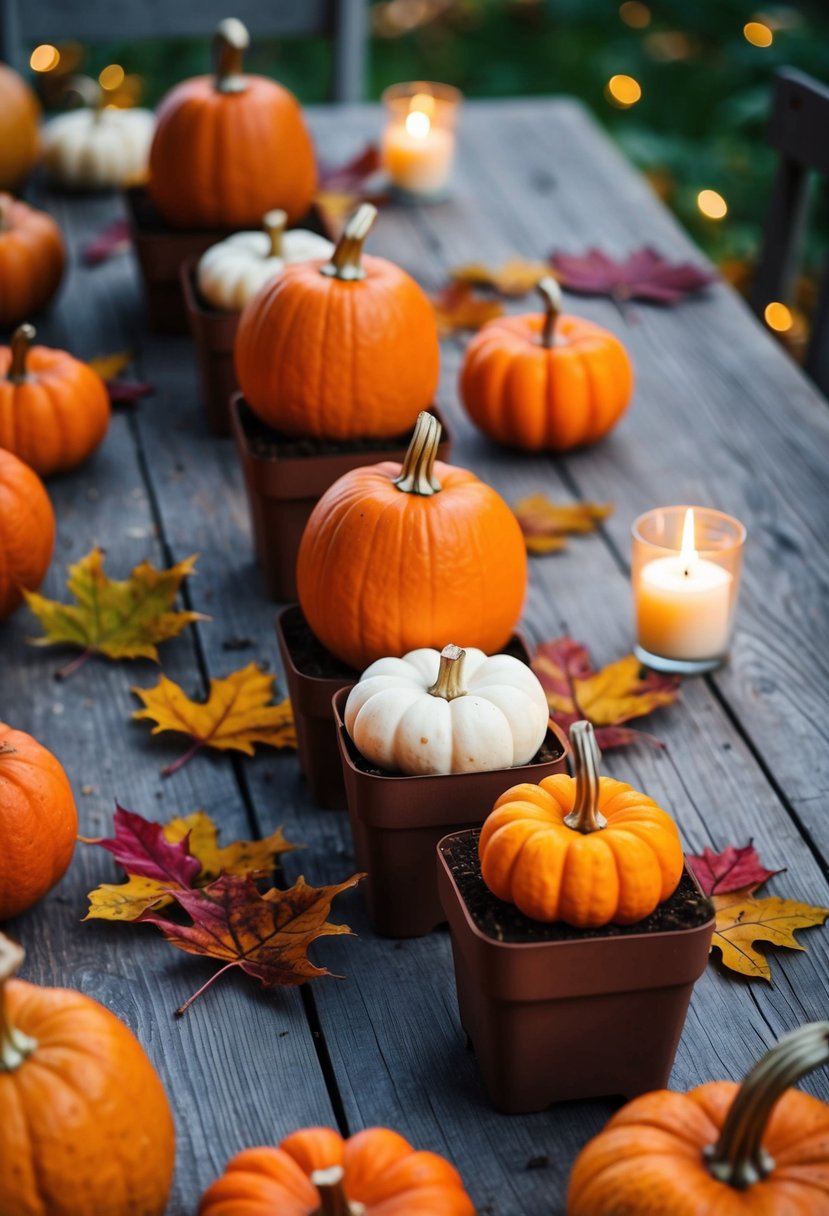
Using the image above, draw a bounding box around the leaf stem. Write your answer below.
[161,739,205,779]
[55,648,93,681]
[175,960,237,1017]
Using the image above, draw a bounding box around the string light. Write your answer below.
[619,1,651,28]
[606,74,642,108]
[30,44,60,72]
[744,21,773,46]
[98,63,125,91]
[764,302,793,332]
[697,189,727,220]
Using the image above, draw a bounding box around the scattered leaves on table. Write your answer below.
[550,247,718,308]
[450,258,551,297]
[25,547,205,678]
[81,217,132,266]
[513,493,613,554]
[315,143,389,237]
[432,282,504,336]
[84,805,296,922]
[89,351,155,408]
[532,636,681,750]
[687,840,785,897]
[133,662,297,777]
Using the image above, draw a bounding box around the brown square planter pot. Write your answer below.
[332,679,567,939]
[437,831,715,1114]
[233,395,453,603]
[179,258,239,436]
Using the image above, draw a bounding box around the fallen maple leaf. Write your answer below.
[140,871,363,1014]
[132,662,297,776]
[687,841,785,897]
[710,889,829,982]
[513,493,613,554]
[82,217,132,266]
[88,352,155,408]
[432,282,504,336]
[550,247,717,307]
[88,351,133,381]
[532,636,681,750]
[450,258,551,297]
[25,547,206,679]
[315,143,389,238]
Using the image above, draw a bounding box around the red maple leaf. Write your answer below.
[82,803,201,886]
[687,841,785,897]
[318,143,383,193]
[82,218,132,267]
[550,246,717,305]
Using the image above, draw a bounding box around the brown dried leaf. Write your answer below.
[432,282,504,336]
[514,493,613,554]
[711,890,829,982]
[451,258,551,297]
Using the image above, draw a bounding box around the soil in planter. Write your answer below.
[240,401,426,462]
[441,830,713,944]
[282,607,357,680]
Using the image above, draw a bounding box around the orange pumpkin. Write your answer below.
[148,18,316,229]
[479,720,684,927]
[0,723,77,919]
[460,277,633,451]
[0,447,55,620]
[0,194,66,330]
[296,411,527,669]
[235,203,440,439]
[199,1125,475,1216]
[0,933,175,1216]
[0,64,40,191]
[567,1021,829,1216]
[0,324,110,477]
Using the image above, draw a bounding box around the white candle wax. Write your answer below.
[637,554,732,660]
[382,113,454,194]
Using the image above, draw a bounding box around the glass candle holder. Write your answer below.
[631,506,746,675]
[381,82,462,202]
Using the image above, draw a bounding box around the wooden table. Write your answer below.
[7,99,829,1215]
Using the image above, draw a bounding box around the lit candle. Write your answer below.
[381,84,461,199]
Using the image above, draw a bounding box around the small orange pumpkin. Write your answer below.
[199,1125,475,1216]
[567,1021,829,1216]
[0,933,175,1216]
[148,19,316,229]
[479,720,684,927]
[460,277,633,451]
[0,447,55,620]
[235,203,440,439]
[296,411,527,669]
[0,64,40,191]
[0,723,77,919]
[0,324,110,477]
[0,194,66,330]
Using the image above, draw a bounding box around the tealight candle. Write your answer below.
[632,506,746,674]
[381,82,461,200]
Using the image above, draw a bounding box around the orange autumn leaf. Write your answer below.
[88,350,133,381]
[514,493,614,554]
[432,282,504,336]
[711,888,829,982]
[451,257,551,297]
[133,662,296,777]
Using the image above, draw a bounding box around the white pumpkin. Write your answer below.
[196,209,334,311]
[42,106,155,190]
[344,643,550,777]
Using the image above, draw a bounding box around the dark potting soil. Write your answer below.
[441,830,714,943]
[281,607,357,681]
[240,401,416,462]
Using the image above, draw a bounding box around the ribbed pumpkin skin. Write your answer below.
[0,979,175,1216]
[0,723,77,919]
[199,1126,475,1216]
[148,76,316,228]
[479,775,684,927]
[567,1082,829,1215]
[0,65,40,191]
[0,195,65,330]
[460,312,633,451]
[0,345,110,477]
[296,460,527,670]
[0,449,55,619]
[235,256,440,438]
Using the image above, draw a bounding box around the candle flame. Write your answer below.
[680,508,697,577]
[405,107,431,139]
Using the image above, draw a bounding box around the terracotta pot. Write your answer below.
[179,258,239,435]
[233,395,453,603]
[332,680,567,939]
[437,831,715,1113]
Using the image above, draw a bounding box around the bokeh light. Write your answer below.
[30,44,60,72]
[99,63,125,91]
[697,189,728,219]
[606,74,642,108]
[764,302,793,332]
[744,21,773,47]
[619,2,651,29]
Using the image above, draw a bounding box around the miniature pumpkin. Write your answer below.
[297,412,527,669]
[42,90,155,190]
[0,723,77,919]
[0,448,55,620]
[567,1021,829,1215]
[235,203,440,439]
[0,324,110,477]
[0,64,40,191]
[479,720,683,927]
[197,208,333,311]
[0,933,175,1215]
[148,18,316,229]
[199,1125,475,1216]
[0,195,66,330]
[460,277,633,451]
[345,643,549,775]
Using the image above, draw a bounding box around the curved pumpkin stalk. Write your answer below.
[8,323,34,384]
[428,644,467,700]
[263,208,288,258]
[0,933,38,1072]
[311,1166,367,1216]
[705,1021,829,1188]
[563,720,608,832]
[320,203,378,282]
[213,17,249,94]
[393,410,443,496]
[537,275,563,349]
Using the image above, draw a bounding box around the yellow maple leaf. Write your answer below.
[575,654,681,727]
[25,547,205,678]
[133,662,297,776]
[451,258,551,297]
[432,282,504,336]
[88,351,133,381]
[86,874,168,922]
[711,888,829,981]
[514,493,613,555]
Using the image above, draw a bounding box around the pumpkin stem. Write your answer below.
[320,203,377,282]
[705,1022,829,1189]
[0,196,8,233]
[213,17,249,94]
[310,1166,367,1216]
[538,276,562,349]
[264,209,288,259]
[8,323,35,384]
[429,645,468,700]
[0,934,38,1073]
[563,721,607,833]
[393,411,443,496]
